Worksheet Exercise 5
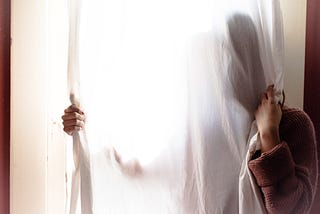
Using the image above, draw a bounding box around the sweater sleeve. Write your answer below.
[248,110,318,214]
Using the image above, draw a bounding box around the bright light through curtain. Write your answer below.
[67,0,284,213]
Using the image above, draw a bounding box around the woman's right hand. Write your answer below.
[62,105,85,135]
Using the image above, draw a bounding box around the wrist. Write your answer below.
[260,127,280,153]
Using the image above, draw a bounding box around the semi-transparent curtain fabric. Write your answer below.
[67,0,284,213]
[67,0,93,213]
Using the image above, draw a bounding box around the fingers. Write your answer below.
[260,85,276,104]
[113,148,122,164]
[62,118,85,128]
[266,85,275,104]
[64,105,84,114]
[260,93,267,103]
[62,111,85,122]
[62,105,85,135]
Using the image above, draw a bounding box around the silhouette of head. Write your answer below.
[227,14,266,112]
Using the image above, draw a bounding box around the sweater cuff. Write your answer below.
[248,142,295,187]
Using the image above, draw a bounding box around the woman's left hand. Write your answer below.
[255,85,282,153]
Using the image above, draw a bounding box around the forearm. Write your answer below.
[249,143,314,213]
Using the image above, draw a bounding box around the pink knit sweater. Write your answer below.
[249,108,318,214]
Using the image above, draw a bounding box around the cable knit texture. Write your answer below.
[249,108,318,214]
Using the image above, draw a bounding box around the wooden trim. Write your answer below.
[0,0,10,213]
[304,0,320,212]
[305,1,320,135]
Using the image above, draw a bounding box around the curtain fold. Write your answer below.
[67,0,284,213]
[67,0,93,213]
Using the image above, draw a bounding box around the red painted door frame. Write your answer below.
[304,0,320,212]
[305,0,320,137]
[0,0,10,213]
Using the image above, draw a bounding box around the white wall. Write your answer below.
[280,0,307,108]
[11,0,68,213]
[47,0,69,213]
[11,0,48,212]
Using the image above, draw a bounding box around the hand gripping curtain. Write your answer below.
[66,0,284,213]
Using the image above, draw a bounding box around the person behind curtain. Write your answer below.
[227,14,318,213]
[62,14,318,214]
[251,85,317,213]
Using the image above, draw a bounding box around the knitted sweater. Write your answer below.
[249,108,318,214]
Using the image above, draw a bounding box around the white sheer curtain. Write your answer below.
[67,0,284,213]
